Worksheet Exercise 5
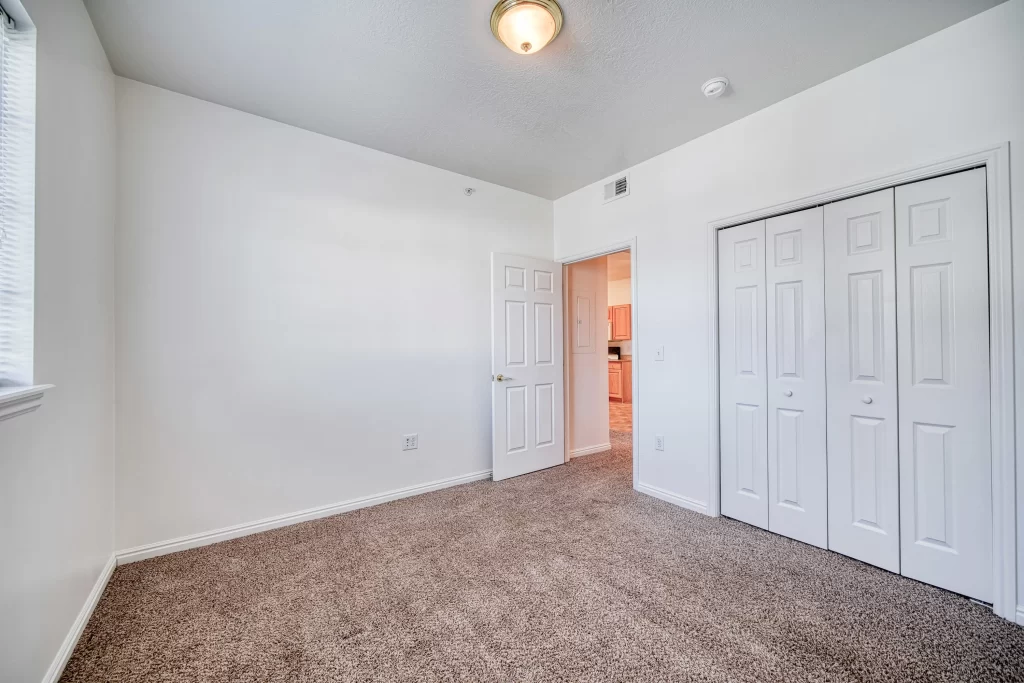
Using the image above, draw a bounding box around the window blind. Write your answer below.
[0,6,35,387]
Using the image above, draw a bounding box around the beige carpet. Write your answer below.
[63,431,1024,682]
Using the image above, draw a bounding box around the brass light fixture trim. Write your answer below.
[490,0,564,55]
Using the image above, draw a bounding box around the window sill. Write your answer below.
[0,384,54,423]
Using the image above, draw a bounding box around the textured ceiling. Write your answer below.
[83,0,1003,199]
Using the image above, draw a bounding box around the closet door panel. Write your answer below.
[765,207,827,548]
[825,189,900,572]
[896,168,991,602]
[718,221,769,529]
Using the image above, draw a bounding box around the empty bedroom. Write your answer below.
[2,0,1024,681]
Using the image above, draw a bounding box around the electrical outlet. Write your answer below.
[655,434,665,451]
[402,434,418,451]
[655,345,665,361]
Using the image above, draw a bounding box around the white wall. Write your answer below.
[608,278,631,307]
[113,79,553,550]
[0,0,116,681]
[567,257,609,453]
[553,0,1024,599]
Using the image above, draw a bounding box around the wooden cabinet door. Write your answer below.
[611,305,631,340]
[621,360,632,403]
[608,363,622,399]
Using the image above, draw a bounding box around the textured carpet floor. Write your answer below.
[63,431,1024,682]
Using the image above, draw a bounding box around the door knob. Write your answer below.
[495,374,512,382]
[783,390,793,397]
[862,395,873,404]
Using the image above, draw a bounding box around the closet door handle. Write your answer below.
[862,395,873,404]
[783,390,793,397]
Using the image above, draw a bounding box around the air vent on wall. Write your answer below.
[603,173,630,204]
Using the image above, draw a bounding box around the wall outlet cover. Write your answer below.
[403,434,418,451]
[655,434,665,451]
[655,345,665,361]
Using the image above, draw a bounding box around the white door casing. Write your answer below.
[824,189,901,573]
[765,207,828,549]
[491,253,565,481]
[895,169,992,602]
[718,221,769,529]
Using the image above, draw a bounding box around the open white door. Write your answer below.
[491,253,565,481]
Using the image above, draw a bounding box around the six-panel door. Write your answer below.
[765,207,828,549]
[491,253,565,481]
[718,221,769,530]
[824,189,901,573]
[895,169,992,602]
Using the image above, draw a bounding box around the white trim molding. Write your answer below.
[116,469,493,564]
[0,383,52,422]
[570,443,611,458]
[636,483,708,515]
[704,143,1016,621]
[42,553,116,683]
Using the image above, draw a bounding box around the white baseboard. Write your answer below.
[42,553,116,683]
[636,482,709,515]
[115,469,493,565]
[570,443,611,458]
[1016,606,1024,627]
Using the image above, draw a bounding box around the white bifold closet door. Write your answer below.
[718,221,769,529]
[765,208,828,549]
[895,169,992,602]
[824,189,901,573]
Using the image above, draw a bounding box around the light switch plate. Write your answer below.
[655,345,665,361]
[403,434,418,451]
[655,435,665,451]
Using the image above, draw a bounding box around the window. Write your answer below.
[0,1,43,420]
[0,2,35,391]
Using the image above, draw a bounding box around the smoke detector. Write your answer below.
[702,77,729,99]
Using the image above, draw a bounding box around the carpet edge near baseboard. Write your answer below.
[42,552,116,683]
[635,482,708,515]
[114,469,493,566]
[570,443,612,458]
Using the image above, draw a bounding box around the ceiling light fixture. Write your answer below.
[702,77,730,99]
[490,0,563,55]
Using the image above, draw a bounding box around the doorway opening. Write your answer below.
[563,248,635,480]
[489,242,637,485]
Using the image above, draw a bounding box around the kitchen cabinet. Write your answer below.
[609,305,631,340]
[608,363,622,400]
[608,357,632,403]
